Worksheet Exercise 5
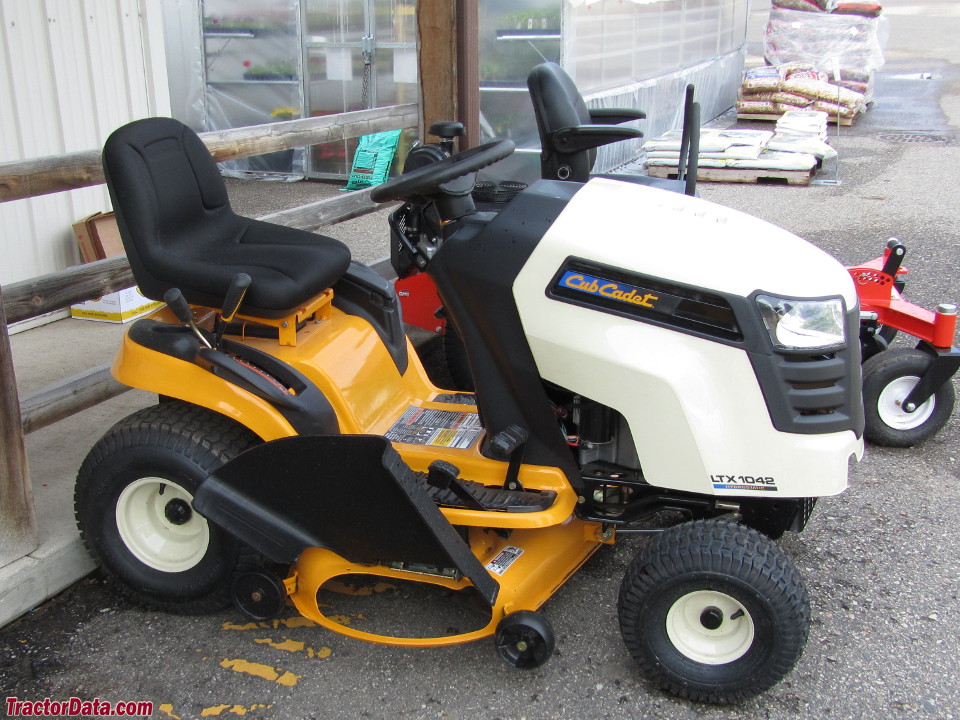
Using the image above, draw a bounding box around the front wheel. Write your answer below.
[75,401,262,614]
[862,348,955,447]
[618,520,809,704]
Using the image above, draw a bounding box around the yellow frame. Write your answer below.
[115,297,611,648]
[288,521,611,647]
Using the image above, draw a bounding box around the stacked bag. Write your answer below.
[767,110,837,158]
[737,0,885,122]
[644,111,836,178]
[737,62,868,121]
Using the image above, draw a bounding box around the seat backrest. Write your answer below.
[102,117,351,317]
[102,117,239,304]
[527,62,597,182]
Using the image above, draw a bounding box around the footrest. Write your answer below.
[419,474,556,513]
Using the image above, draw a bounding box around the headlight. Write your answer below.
[756,295,845,350]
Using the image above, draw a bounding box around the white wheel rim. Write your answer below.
[115,477,209,573]
[877,375,935,430]
[665,590,755,665]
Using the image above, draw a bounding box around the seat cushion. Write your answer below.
[157,214,352,317]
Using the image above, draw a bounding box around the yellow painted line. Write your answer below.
[255,637,305,652]
[202,706,232,717]
[278,617,317,629]
[158,705,182,719]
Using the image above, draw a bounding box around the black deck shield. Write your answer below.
[193,435,499,605]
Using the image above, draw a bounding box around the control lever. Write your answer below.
[222,273,251,323]
[487,424,529,491]
[163,288,212,349]
[216,273,252,349]
[428,121,465,155]
[882,238,906,279]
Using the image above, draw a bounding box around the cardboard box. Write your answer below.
[72,217,99,264]
[70,211,162,323]
[71,285,163,324]
[72,211,124,261]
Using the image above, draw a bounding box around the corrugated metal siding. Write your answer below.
[0,0,170,288]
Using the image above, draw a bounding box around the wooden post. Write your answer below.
[0,285,38,567]
[417,0,458,139]
[456,0,480,149]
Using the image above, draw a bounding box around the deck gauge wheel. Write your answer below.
[232,570,288,621]
[494,610,555,670]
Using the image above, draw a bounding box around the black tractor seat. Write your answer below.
[527,62,699,196]
[102,117,352,319]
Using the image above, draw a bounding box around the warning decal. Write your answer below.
[485,546,524,576]
[385,407,484,449]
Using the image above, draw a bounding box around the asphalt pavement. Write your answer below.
[2,1,960,718]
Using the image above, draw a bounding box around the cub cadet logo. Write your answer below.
[561,271,659,309]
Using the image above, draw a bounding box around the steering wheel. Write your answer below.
[370,139,515,204]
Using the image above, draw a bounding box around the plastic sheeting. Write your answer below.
[477,0,750,183]
[590,49,746,174]
[564,0,749,92]
[764,7,888,75]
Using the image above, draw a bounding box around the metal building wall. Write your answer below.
[0,0,170,294]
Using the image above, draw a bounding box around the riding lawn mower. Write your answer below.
[75,113,867,705]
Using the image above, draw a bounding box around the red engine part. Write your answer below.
[395,271,447,334]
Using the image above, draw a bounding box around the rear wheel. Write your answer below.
[75,401,261,614]
[862,348,955,447]
[618,520,809,704]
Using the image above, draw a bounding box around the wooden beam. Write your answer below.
[19,362,129,436]
[0,286,38,566]
[202,104,419,166]
[418,0,458,138]
[2,188,391,325]
[258,186,391,232]
[0,104,418,204]
[3,256,135,325]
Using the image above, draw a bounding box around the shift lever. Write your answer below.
[222,273,251,324]
[216,273,252,349]
[163,288,212,349]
